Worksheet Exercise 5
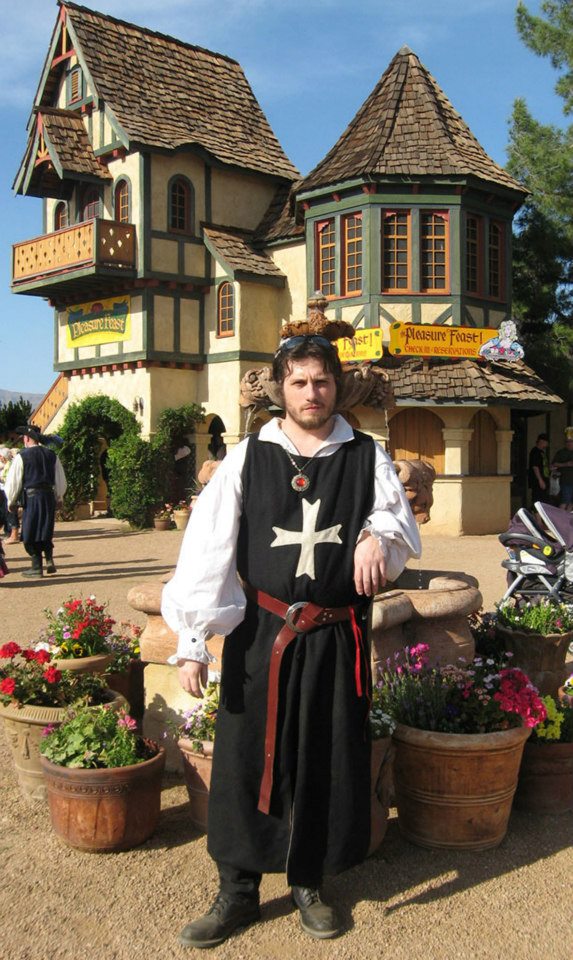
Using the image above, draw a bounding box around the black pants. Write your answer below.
[217,860,322,900]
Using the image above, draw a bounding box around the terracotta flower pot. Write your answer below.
[178,738,213,833]
[391,722,530,850]
[172,510,190,531]
[105,660,146,719]
[495,625,573,697]
[40,742,166,851]
[53,652,115,675]
[368,735,393,856]
[0,689,127,801]
[154,518,172,531]
[514,740,573,814]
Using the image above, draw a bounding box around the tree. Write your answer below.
[0,398,33,439]
[507,2,573,402]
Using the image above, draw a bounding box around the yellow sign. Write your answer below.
[336,328,383,362]
[388,321,495,358]
[66,296,131,348]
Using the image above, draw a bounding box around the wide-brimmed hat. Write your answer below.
[15,424,43,443]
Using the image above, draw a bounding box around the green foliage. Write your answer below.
[496,598,573,634]
[530,694,573,743]
[107,432,161,528]
[516,1,573,113]
[174,681,219,751]
[0,398,33,438]
[154,404,205,451]
[40,703,155,768]
[58,395,139,509]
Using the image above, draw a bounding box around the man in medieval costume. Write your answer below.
[162,336,420,948]
[4,425,67,578]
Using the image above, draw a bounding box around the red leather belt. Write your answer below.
[244,584,365,815]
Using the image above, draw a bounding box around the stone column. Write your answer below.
[442,428,473,475]
[192,422,211,472]
[495,429,514,475]
[222,432,243,451]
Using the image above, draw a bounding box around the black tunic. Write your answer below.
[207,430,375,883]
[19,446,57,546]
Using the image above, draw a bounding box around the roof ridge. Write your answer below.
[61,1,239,66]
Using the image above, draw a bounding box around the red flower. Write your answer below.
[43,666,62,684]
[22,649,37,661]
[34,649,52,665]
[0,677,16,695]
[0,642,22,659]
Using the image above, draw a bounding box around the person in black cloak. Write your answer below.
[4,425,67,578]
[162,336,420,948]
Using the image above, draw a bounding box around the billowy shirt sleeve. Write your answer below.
[363,442,422,582]
[4,455,23,509]
[54,455,67,500]
[161,441,248,665]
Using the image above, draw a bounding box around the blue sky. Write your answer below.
[0,0,563,395]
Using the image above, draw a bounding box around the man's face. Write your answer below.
[281,357,337,431]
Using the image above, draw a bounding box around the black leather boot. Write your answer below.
[179,893,260,949]
[291,886,342,939]
[22,554,43,578]
[45,552,57,574]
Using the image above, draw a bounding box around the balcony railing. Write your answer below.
[12,219,136,290]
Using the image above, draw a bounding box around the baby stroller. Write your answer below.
[499,502,573,604]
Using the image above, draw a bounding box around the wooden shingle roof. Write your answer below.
[203,226,286,282]
[254,180,305,245]
[300,46,526,196]
[379,356,562,408]
[62,2,298,181]
[41,108,111,180]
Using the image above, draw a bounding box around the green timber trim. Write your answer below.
[30,18,65,132]
[352,307,366,329]
[55,350,150,371]
[433,306,454,326]
[199,292,205,355]
[11,266,138,296]
[173,297,181,353]
[205,164,212,223]
[146,287,154,352]
[142,153,151,277]
[206,350,273,364]
[42,128,64,180]
[449,206,461,296]
[65,19,101,112]
[142,287,150,353]
[53,304,59,366]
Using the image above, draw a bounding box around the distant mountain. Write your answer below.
[0,389,44,409]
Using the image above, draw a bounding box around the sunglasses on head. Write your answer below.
[274,334,335,356]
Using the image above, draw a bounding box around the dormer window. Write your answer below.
[169,177,193,233]
[81,188,101,221]
[68,65,83,105]
[114,179,130,223]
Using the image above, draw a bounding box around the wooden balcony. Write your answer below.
[12,219,137,302]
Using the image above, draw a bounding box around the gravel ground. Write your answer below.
[1,518,571,960]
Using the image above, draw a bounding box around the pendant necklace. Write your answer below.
[283,446,317,493]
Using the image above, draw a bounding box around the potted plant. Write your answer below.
[558,672,573,707]
[376,643,547,850]
[40,596,119,674]
[514,693,573,814]
[40,703,165,851]
[175,680,219,832]
[153,503,174,530]
[103,621,145,720]
[0,642,125,800]
[172,499,191,531]
[495,599,573,696]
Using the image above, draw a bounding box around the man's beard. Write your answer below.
[286,404,335,431]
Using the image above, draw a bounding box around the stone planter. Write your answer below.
[391,722,530,850]
[54,652,115,675]
[40,742,165,851]
[514,740,573,815]
[368,736,393,856]
[173,510,190,531]
[154,518,172,531]
[495,625,573,697]
[178,738,213,833]
[0,690,127,801]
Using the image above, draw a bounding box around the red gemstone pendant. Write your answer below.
[291,473,310,493]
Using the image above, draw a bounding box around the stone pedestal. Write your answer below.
[127,581,223,771]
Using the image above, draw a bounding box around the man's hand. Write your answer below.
[353,532,387,597]
[177,659,208,698]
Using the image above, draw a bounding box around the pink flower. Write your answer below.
[117,713,137,731]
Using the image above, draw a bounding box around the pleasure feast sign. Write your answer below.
[336,328,383,362]
[65,296,131,348]
[389,322,502,359]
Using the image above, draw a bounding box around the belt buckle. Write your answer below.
[284,601,307,633]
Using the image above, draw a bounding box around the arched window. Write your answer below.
[217,282,235,337]
[54,201,68,231]
[81,188,101,221]
[468,410,498,475]
[114,179,130,223]
[389,409,445,475]
[169,177,192,233]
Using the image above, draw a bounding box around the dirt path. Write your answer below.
[1,519,571,960]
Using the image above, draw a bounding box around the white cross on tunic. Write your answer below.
[271,498,342,580]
